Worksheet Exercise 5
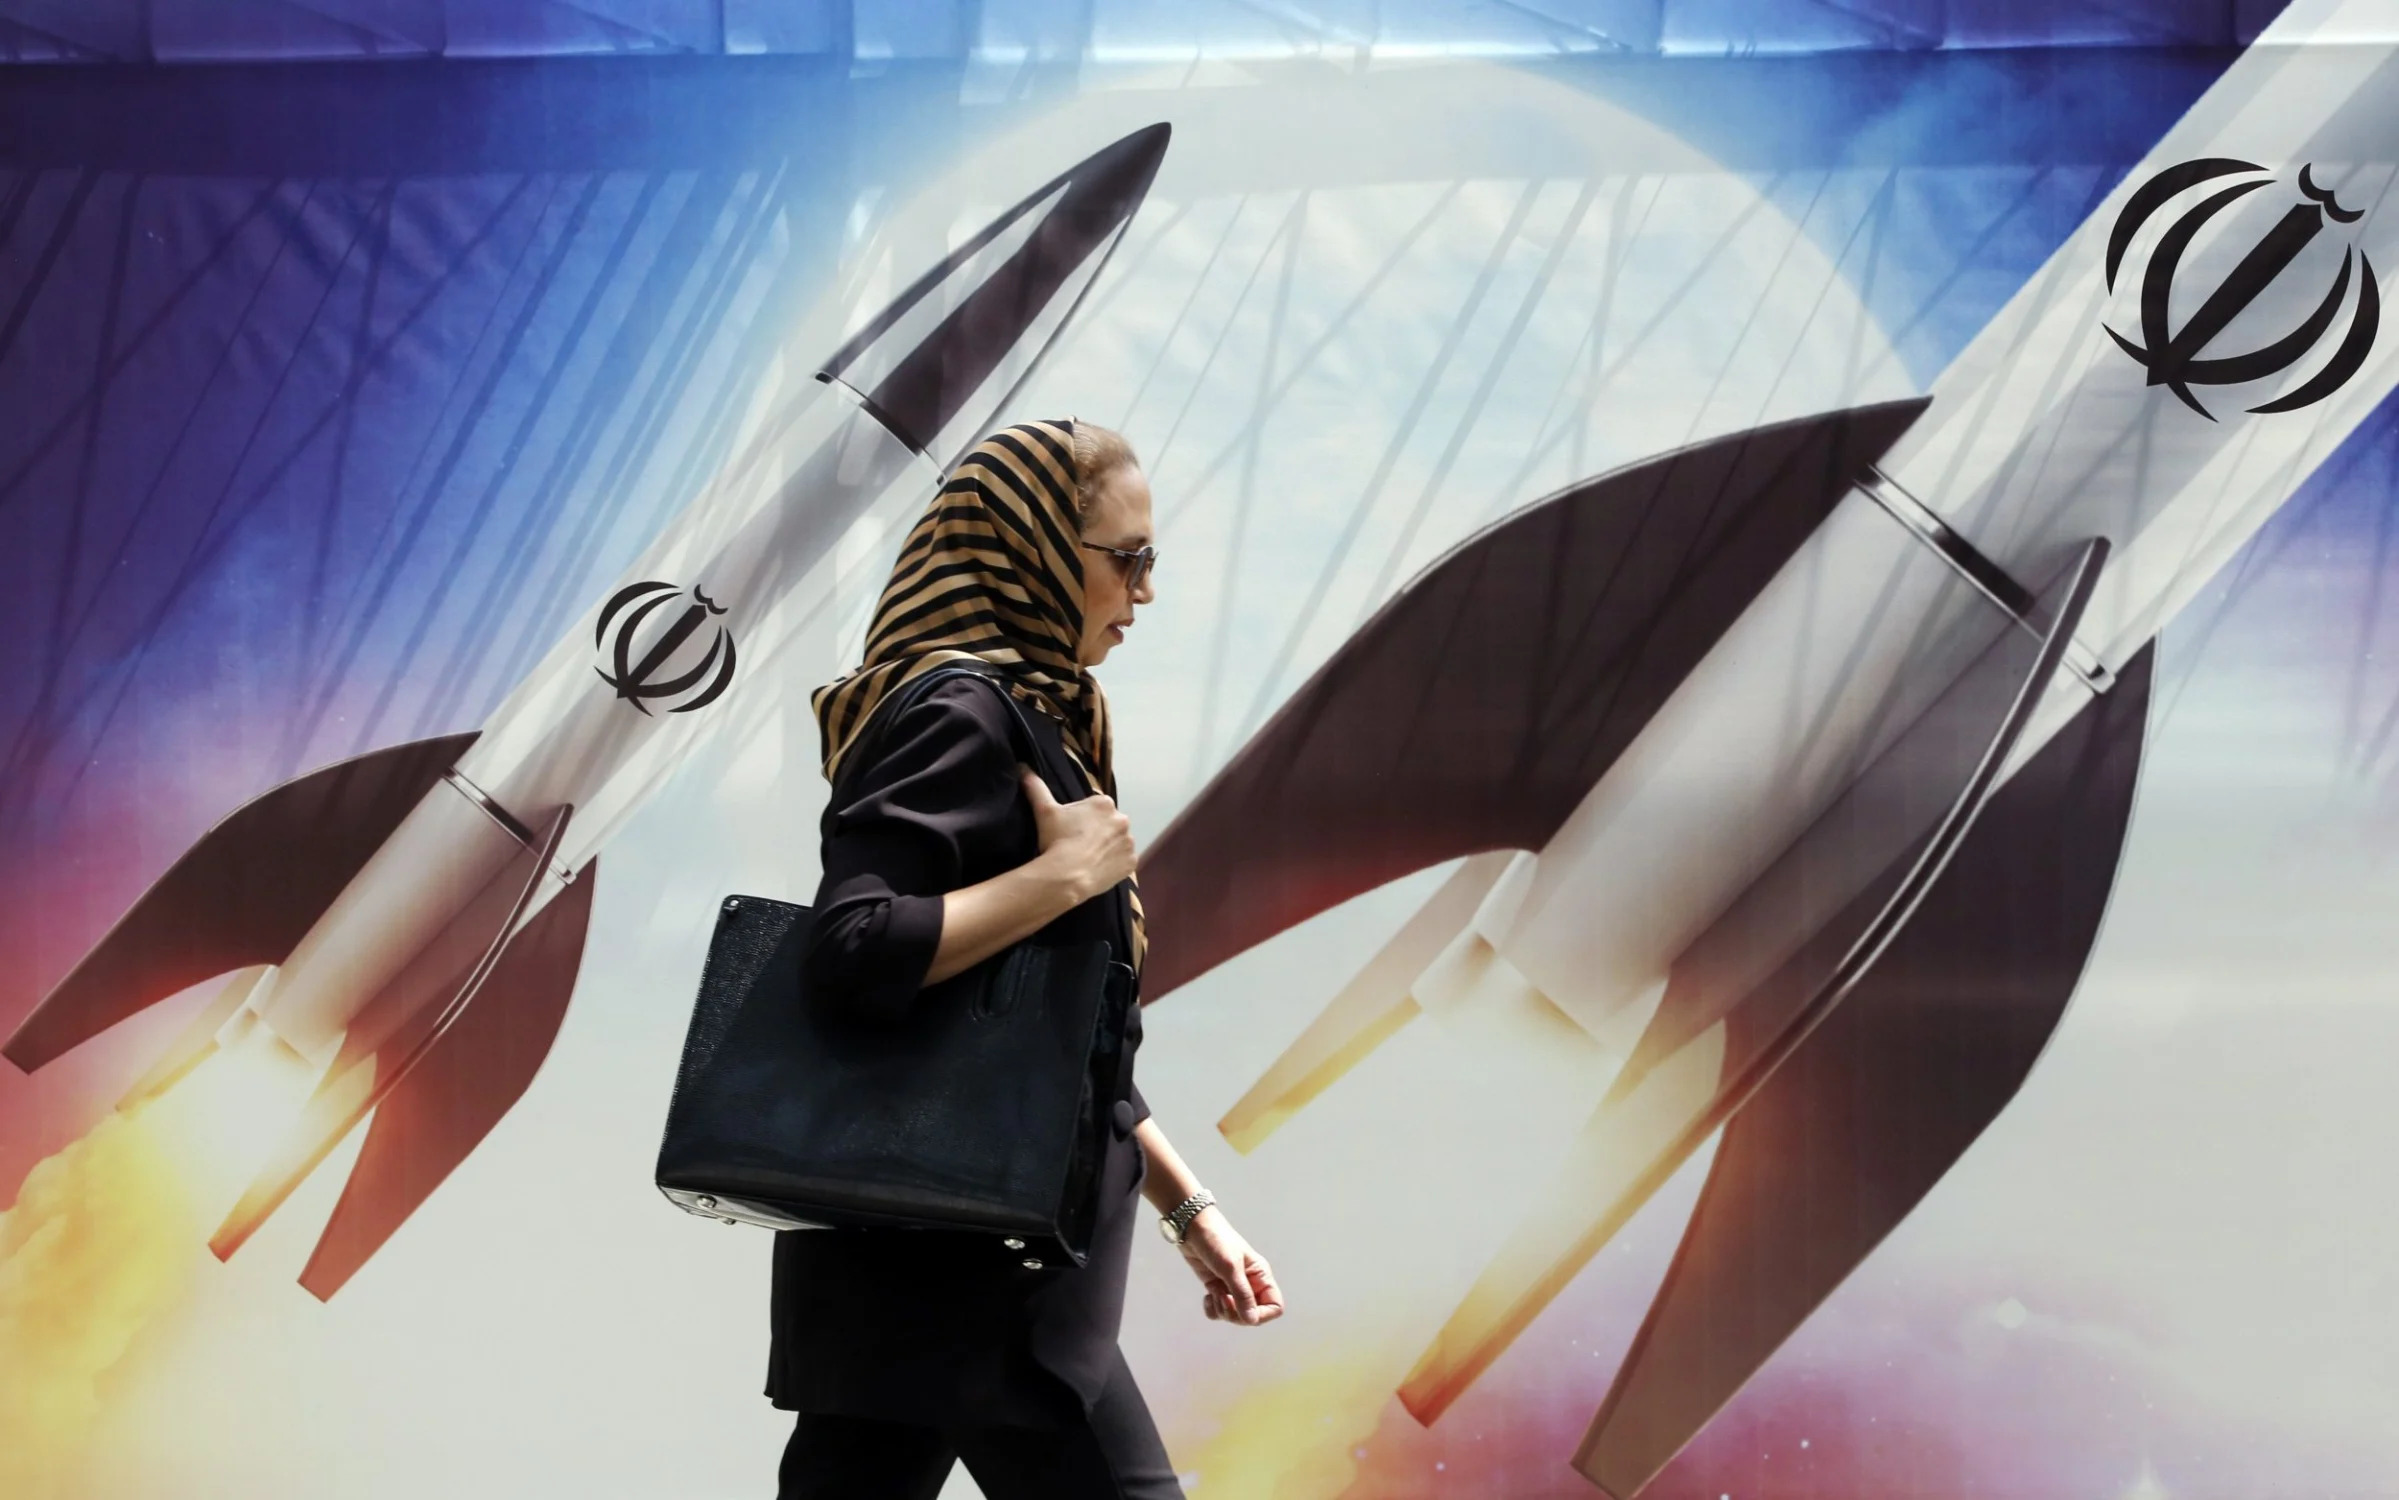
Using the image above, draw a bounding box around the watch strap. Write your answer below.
[1161,1189,1215,1244]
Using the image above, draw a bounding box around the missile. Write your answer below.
[2,123,1170,1300]
[1138,2,2399,1493]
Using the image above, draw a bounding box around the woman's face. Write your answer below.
[1076,462,1156,667]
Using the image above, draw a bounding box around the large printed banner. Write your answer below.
[5,2,2399,1496]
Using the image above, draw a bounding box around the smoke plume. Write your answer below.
[0,1107,197,1498]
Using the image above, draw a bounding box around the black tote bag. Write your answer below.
[653,667,1136,1267]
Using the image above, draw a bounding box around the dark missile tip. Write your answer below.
[1094,120,1172,195]
[822,121,1176,460]
[1060,121,1172,238]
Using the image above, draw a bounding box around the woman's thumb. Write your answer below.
[1018,765,1057,809]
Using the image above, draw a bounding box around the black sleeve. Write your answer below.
[802,678,1027,1022]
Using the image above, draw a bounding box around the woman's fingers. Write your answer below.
[1023,767,1137,889]
[1220,1255,1261,1322]
[1209,1248,1266,1315]
[1247,1256,1284,1315]
[1182,1218,1287,1327]
[1191,1256,1281,1327]
[1231,1261,1282,1325]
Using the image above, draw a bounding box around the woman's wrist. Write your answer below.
[1133,1119,1203,1214]
[1157,1188,1216,1245]
[1029,845,1102,909]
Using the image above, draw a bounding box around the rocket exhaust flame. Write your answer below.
[114,966,270,1112]
[1179,1345,1407,1500]
[0,1111,193,1498]
[0,1010,318,1496]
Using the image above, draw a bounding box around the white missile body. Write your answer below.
[1142,4,2399,1493]
[1424,20,2399,1064]
[4,124,1170,1297]
[250,389,929,1064]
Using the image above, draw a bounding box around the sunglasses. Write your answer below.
[1080,540,1158,589]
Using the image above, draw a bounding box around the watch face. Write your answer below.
[1157,1217,1180,1244]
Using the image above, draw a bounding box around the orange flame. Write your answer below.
[1178,1344,1405,1500]
[0,1105,197,1498]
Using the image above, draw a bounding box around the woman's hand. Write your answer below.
[1131,1119,1282,1328]
[922,768,1133,984]
[1178,1208,1284,1327]
[1023,768,1136,904]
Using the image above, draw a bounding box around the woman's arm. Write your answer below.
[806,685,1129,1016]
[1136,1116,1284,1326]
[922,768,1135,984]
[1135,1115,1205,1218]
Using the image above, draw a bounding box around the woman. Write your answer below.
[772,418,1283,1499]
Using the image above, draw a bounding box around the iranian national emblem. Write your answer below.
[594,580,737,715]
[2105,158,2379,420]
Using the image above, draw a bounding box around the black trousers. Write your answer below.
[777,1350,1184,1500]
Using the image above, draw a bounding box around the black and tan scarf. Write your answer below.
[812,418,1145,970]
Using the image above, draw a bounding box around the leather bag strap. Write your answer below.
[845,663,1048,793]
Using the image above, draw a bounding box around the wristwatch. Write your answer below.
[1158,1189,1216,1245]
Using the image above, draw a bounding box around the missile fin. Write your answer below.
[1137,400,1930,1004]
[209,805,570,1264]
[300,855,598,1300]
[1400,537,2111,1427]
[1218,850,1515,1153]
[3,733,479,1073]
[1574,644,2151,1499]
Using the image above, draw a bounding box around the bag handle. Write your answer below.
[850,662,1050,795]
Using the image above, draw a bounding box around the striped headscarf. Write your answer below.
[812,418,1146,968]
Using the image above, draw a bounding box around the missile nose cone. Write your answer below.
[820,122,1171,466]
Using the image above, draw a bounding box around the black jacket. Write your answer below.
[765,672,1149,1429]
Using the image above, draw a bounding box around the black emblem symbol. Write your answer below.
[594,581,736,715]
[2106,158,2379,420]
